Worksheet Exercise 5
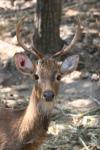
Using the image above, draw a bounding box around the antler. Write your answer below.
[16,17,43,59]
[52,17,81,57]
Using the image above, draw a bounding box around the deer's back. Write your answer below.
[0,107,25,150]
[0,107,47,150]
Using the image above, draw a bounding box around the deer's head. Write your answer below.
[14,17,81,113]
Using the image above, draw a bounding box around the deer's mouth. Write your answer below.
[38,100,55,114]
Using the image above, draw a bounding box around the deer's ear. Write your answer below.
[61,55,79,75]
[14,52,35,75]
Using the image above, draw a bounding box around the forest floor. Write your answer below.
[0,0,100,150]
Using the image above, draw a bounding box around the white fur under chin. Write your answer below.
[38,100,55,115]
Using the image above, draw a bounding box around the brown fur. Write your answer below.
[0,58,61,150]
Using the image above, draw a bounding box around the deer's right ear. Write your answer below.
[61,55,79,75]
[14,52,35,75]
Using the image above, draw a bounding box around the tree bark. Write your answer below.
[33,0,64,54]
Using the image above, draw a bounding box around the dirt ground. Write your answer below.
[0,0,100,150]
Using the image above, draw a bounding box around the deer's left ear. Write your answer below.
[61,55,79,75]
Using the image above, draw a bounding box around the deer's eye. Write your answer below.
[56,74,61,81]
[34,74,39,80]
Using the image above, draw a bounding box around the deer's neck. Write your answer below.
[19,87,51,143]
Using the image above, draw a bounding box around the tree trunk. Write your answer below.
[33,0,64,54]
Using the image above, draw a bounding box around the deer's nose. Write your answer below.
[43,90,55,101]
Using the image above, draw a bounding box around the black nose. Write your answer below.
[43,90,54,101]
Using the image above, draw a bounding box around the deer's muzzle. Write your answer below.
[43,90,55,102]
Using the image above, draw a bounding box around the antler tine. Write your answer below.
[52,17,81,57]
[16,16,43,59]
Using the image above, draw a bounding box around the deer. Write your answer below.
[0,17,81,150]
